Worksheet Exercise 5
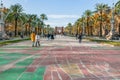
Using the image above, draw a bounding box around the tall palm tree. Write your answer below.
[31,14,37,32]
[67,23,73,35]
[46,24,50,33]
[36,18,42,34]
[95,3,109,37]
[19,13,28,36]
[115,0,120,35]
[40,14,48,35]
[115,0,120,14]
[9,3,23,36]
[84,10,92,36]
[26,14,34,35]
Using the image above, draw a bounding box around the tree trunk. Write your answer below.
[100,11,102,37]
[29,23,31,35]
[90,26,93,36]
[119,23,120,35]
[38,27,40,35]
[25,25,27,36]
[15,18,17,37]
[35,27,37,33]
[87,18,89,36]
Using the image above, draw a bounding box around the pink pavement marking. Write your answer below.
[55,65,71,80]
[44,66,52,80]
[26,47,52,72]
[52,71,61,80]
[26,54,48,72]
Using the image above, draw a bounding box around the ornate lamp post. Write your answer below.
[82,22,85,36]
[111,3,115,32]
[110,3,115,39]
[0,0,5,39]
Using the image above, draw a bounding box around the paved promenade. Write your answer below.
[0,35,120,80]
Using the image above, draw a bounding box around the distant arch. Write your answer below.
[55,27,64,34]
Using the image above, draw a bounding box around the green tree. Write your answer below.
[40,14,48,35]
[9,3,23,36]
[84,10,92,36]
[95,3,109,37]
[67,23,72,35]
[115,0,120,35]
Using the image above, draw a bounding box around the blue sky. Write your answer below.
[2,0,118,27]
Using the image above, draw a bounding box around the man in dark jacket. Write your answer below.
[78,33,82,43]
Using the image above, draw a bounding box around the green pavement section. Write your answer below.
[1,46,43,50]
[3,46,30,48]
[16,58,34,66]
[0,67,26,80]
[30,46,44,50]
[0,52,8,56]
[0,55,45,80]
[0,53,30,65]
[91,46,120,50]
[19,67,46,80]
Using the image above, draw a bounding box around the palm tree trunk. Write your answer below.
[38,27,40,35]
[29,23,31,35]
[87,18,89,36]
[100,11,102,37]
[85,27,86,35]
[119,23,120,35]
[25,25,27,36]
[35,27,37,33]
[90,26,93,36]
[15,18,17,36]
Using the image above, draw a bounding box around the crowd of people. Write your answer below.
[30,31,83,47]
[30,32,55,47]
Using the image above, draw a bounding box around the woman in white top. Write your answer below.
[35,34,40,47]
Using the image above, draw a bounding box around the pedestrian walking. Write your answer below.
[35,33,40,47]
[75,33,78,40]
[47,33,50,40]
[51,34,54,40]
[78,33,82,43]
[30,32,36,47]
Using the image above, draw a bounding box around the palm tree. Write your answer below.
[40,14,48,36]
[31,14,37,32]
[84,10,92,36]
[74,18,81,34]
[95,3,109,37]
[19,13,28,36]
[67,23,73,35]
[26,14,34,35]
[9,3,23,36]
[115,0,120,14]
[115,0,120,35]
[36,18,42,35]
[46,24,50,33]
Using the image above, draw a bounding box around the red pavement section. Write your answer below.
[42,46,120,80]
[1,37,120,80]
[26,54,48,72]
[3,41,119,80]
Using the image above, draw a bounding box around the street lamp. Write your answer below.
[110,3,115,39]
[82,22,85,36]
[0,0,5,39]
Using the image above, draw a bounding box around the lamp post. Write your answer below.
[0,0,5,39]
[82,22,85,36]
[110,3,115,39]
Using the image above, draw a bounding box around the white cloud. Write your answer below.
[48,14,79,19]
[45,15,77,27]
[45,21,67,27]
